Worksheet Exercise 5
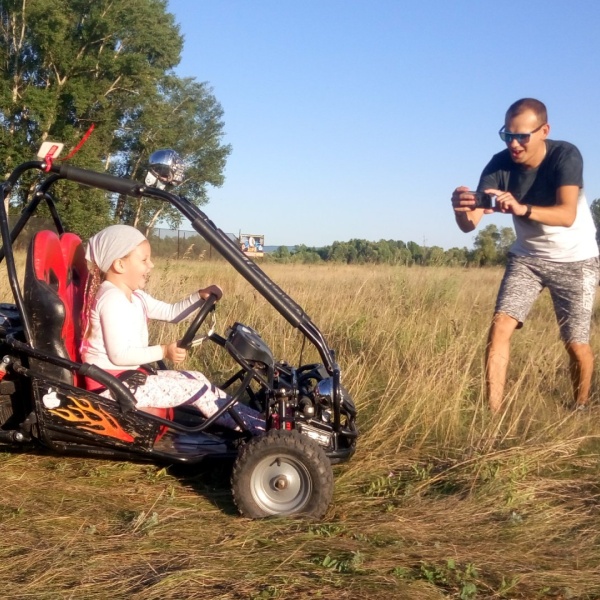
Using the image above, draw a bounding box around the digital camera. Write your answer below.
[471,191,494,209]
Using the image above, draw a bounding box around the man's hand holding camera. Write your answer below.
[452,187,530,218]
[484,188,530,217]
[451,186,496,214]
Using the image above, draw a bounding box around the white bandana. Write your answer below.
[85,225,147,273]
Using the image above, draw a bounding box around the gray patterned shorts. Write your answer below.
[495,254,600,343]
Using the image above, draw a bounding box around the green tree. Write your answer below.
[424,245,446,266]
[473,224,500,265]
[290,244,322,264]
[473,224,515,265]
[374,239,393,264]
[328,241,351,263]
[0,0,229,236]
[1,0,181,165]
[444,247,469,267]
[114,75,231,233]
[407,241,424,264]
[498,226,516,257]
[396,246,413,265]
[0,0,178,230]
[272,245,291,262]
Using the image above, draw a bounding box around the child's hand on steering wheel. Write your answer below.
[199,285,223,301]
[162,341,187,363]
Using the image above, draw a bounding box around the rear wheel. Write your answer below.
[231,430,333,519]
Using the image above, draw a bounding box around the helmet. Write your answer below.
[144,149,185,189]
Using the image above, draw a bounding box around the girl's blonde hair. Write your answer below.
[81,263,104,339]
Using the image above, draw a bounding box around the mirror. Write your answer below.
[144,149,185,189]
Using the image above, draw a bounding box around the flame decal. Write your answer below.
[50,396,135,443]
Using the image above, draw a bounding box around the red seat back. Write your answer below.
[23,231,87,385]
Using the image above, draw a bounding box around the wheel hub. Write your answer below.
[249,454,313,515]
[273,475,289,490]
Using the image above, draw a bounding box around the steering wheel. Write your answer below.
[177,293,219,350]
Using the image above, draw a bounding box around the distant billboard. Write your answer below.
[239,233,264,258]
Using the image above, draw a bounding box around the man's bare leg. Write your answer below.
[566,342,594,407]
[486,313,519,413]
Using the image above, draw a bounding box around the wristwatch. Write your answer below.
[523,204,533,219]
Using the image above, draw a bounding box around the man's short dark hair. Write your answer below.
[505,98,548,125]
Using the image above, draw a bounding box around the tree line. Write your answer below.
[267,224,514,267]
[270,200,600,267]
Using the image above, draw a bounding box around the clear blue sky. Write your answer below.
[167,0,600,250]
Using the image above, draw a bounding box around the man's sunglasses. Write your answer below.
[498,123,546,144]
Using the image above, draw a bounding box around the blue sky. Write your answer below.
[168,0,600,250]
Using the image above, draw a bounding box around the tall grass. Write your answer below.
[1,257,600,598]
[149,261,586,453]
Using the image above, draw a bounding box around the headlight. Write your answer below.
[314,377,356,417]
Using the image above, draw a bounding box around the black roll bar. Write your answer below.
[51,163,144,197]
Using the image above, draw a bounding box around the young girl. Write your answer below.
[81,224,264,434]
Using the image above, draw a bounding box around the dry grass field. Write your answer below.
[2,258,600,599]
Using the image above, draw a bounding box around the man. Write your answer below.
[452,98,599,412]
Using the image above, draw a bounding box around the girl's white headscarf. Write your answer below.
[85,224,147,273]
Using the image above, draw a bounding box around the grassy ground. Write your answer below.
[1,259,600,599]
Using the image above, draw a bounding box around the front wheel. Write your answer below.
[231,430,333,519]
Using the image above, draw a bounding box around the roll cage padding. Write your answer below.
[23,230,88,385]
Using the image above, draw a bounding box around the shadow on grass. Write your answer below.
[0,440,241,516]
[167,458,239,516]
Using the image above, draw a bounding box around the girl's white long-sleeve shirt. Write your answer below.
[81,281,201,370]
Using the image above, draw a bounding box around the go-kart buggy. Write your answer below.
[0,147,357,519]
